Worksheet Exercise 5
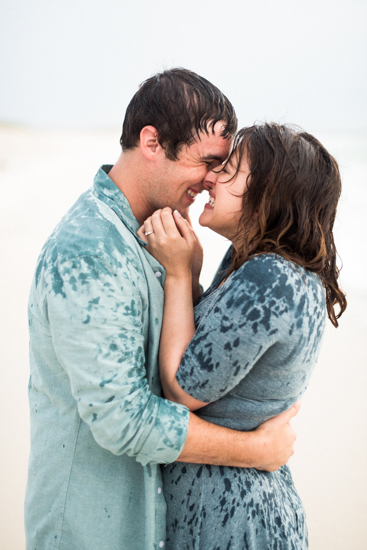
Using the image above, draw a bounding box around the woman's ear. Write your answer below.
[139,126,164,161]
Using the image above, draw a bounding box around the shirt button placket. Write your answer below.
[157,486,165,548]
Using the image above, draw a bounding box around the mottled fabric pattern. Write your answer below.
[25,166,190,550]
[163,249,326,549]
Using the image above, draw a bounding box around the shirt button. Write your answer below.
[159,542,164,548]
[155,271,162,278]
[157,487,162,494]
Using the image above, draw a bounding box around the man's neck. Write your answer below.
[108,151,154,225]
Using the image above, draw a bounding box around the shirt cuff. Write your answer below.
[136,398,190,466]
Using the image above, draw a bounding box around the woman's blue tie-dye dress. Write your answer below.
[163,250,326,549]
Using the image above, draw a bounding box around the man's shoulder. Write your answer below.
[35,189,142,284]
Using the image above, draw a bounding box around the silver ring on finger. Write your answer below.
[145,230,154,236]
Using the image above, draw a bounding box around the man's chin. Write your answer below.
[178,205,191,218]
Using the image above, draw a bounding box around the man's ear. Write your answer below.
[139,126,164,161]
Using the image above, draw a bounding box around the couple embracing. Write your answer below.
[25,68,346,550]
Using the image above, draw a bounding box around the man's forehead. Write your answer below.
[192,124,232,157]
[195,135,232,162]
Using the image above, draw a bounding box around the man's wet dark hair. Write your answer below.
[120,68,237,160]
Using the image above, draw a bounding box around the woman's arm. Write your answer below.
[139,208,208,410]
[159,273,207,409]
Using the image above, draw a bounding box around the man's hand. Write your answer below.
[249,401,301,471]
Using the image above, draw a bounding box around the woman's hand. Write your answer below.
[185,214,203,301]
[140,209,198,410]
[138,207,196,279]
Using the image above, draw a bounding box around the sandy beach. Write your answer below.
[1,126,366,549]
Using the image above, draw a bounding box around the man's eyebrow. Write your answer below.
[200,155,223,162]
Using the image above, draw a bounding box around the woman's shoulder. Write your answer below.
[235,252,299,275]
[223,253,325,310]
[193,254,325,347]
[233,253,321,286]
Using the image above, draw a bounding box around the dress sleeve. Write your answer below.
[176,255,294,402]
[44,249,189,466]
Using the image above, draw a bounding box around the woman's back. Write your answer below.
[176,251,326,432]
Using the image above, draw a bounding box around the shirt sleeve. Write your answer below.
[44,249,189,466]
[176,256,293,402]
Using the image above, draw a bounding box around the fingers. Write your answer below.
[137,225,148,243]
[143,216,154,234]
[288,425,297,450]
[285,400,301,421]
[173,210,196,244]
[160,207,181,237]
[182,213,201,245]
[143,211,165,241]
[274,401,301,424]
[185,213,193,228]
[141,207,195,247]
[151,211,166,239]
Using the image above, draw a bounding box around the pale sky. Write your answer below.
[1,0,366,132]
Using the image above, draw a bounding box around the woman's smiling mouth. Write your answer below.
[204,193,215,209]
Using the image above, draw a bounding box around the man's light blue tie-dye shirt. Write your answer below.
[25,165,190,550]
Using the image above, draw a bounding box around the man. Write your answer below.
[25,68,299,550]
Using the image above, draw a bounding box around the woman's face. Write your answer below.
[199,152,251,246]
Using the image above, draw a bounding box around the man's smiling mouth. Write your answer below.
[186,189,199,199]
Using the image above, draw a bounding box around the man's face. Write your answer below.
[147,121,232,217]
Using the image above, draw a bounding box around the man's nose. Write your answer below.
[203,170,217,191]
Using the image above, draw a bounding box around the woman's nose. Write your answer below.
[203,169,217,191]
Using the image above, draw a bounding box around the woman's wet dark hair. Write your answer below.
[224,123,347,327]
[120,68,237,160]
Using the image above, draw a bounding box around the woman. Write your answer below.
[140,123,347,549]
